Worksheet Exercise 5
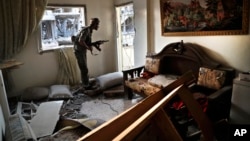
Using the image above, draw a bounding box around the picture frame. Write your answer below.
[160,0,249,36]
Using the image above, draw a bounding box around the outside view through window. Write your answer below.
[39,5,85,52]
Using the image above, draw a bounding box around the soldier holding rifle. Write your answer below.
[73,18,108,90]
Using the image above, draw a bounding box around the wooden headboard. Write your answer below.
[123,40,235,99]
[147,40,221,78]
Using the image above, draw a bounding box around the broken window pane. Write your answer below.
[39,5,86,53]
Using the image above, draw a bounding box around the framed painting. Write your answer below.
[160,0,249,36]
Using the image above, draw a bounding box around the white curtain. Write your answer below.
[0,0,48,60]
[56,48,81,86]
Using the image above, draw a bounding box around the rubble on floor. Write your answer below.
[6,74,127,140]
[7,91,103,140]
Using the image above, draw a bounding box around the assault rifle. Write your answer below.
[89,40,109,55]
[91,40,109,51]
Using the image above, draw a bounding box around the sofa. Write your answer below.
[122,41,236,139]
[123,41,234,96]
[122,41,235,120]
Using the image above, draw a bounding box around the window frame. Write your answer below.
[38,4,87,53]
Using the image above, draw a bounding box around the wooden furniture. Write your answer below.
[122,41,235,140]
[78,71,214,141]
[0,60,23,121]
[0,60,23,140]
[0,60,24,69]
[123,41,233,99]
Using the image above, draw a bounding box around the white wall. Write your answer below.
[8,0,250,97]
[10,32,58,97]
[151,1,250,72]
[133,0,148,66]
[9,0,115,97]
[48,0,116,74]
[116,0,250,72]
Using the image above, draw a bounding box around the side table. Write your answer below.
[0,60,23,122]
[230,77,250,124]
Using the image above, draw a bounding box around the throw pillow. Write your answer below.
[148,74,179,88]
[144,57,160,74]
[49,85,73,100]
[21,87,49,101]
[197,67,226,90]
[96,72,123,90]
[141,70,155,79]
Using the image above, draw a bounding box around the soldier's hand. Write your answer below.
[88,46,93,51]
[94,44,101,51]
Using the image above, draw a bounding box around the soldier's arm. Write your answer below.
[78,29,93,51]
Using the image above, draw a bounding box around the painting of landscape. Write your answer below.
[160,0,249,36]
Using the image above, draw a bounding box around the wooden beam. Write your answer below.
[152,109,182,141]
[113,86,183,141]
[78,71,195,141]
[177,86,214,141]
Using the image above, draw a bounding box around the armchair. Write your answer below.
[190,66,235,121]
[168,67,235,140]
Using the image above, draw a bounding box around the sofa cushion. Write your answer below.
[125,78,160,96]
[48,85,73,100]
[197,67,226,90]
[144,57,160,74]
[96,72,123,90]
[21,87,49,101]
[148,74,178,88]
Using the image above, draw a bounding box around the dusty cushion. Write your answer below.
[49,85,73,100]
[21,87,49,101]
[197,67,226,90]
[125,78,160,96]
[96,72,123,90]
[144,57,160,74]
[148,74,178,88]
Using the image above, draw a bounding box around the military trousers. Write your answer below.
[74,49,89,87]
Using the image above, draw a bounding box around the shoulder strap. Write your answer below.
[78,26,88,35]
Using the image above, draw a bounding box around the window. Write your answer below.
[38,4,86,53]
[120,5,135,47]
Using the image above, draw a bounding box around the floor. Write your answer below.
[61,90,143,122]
[8,85,143,123]
[7,87,144,140]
